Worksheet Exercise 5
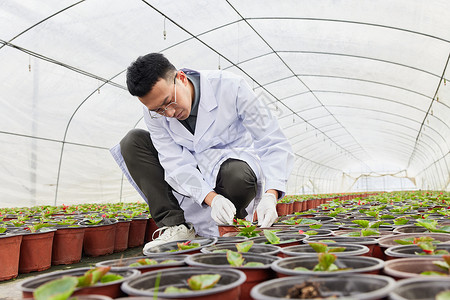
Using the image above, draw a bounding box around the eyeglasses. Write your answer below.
[149,74,177,119]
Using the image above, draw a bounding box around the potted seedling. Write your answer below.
[143,237,217,256]
[271,242,384,277]
[20,266,140,299]
[121,266,246,299]
[249,230,305,248]
[385,238,450,259]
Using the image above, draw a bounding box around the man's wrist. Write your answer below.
[265,189,279,199]
[204,191,218,206]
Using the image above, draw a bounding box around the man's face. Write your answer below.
[139,71,192,120]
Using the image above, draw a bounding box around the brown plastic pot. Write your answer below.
[271,255,385,277]
[52,226,85,265]
[20,267,140,298]
[0,233,22,281]
[144,218,158,243]
[82,219,117,257]
[185,252,280,300]
[127,218,147,248]
[383,257,447,280]
[19,229,56,273]
[114,220,130,252]
[251,274,396,300]
[121,266,246,299]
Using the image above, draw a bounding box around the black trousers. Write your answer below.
[119,129,257,228]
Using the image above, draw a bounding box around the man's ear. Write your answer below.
[177,70,188,85]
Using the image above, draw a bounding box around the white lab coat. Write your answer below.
[111,69,294,237]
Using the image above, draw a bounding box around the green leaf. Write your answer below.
[135,258,158,266]
[243,262,264,267]
[177,242,201,250]
[442,255,450,266]
[263,230,280,244]
[315,253,337,271]
[436,290,450,300]
[187,274,221,290]
[361,229,380,236]
[309,242,328,253]
[432,260,450,271]
[164,286,190,293]
[328,247,346,253]
[226,250,244,267]
[305,230,318,236]
[352,220,369,228]
[309,224,322,229]
[100,274,123,283]
[435,250,450,255]
[420,271,447,276]
[394,218,408,225]
[235,241,253,253]
[416,219,438,231]
[160,259,178,264]
[437,226,450,233]
[33,276,78,300]
[380,214,395,219]
[394,238,415,245]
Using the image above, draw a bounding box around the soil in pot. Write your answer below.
[121,266,246,300]
[250,274,396,300]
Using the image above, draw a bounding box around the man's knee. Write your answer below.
[120,129,152,159]
[217,159,257,193]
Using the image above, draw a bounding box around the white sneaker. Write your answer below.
[143,223,196,252]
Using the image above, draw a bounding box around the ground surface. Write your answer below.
[0,246,143,300]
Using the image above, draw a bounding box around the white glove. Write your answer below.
[210,194,236,225]
[257,193,278,228]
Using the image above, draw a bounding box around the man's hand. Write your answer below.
[257,193,278,228]
[210,194,236,225]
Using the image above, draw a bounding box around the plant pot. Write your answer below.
[185,252,280,300]
[271,255,384,277]
[276,203,289,216]
[249,234,307,248]
[389,277,450,300]
[0,233,22,281]
[121,266,246,299]
[128,218,147,248]
[385,244,450,260]
[144,218,158,243]
[383,257,448,280]
[96,255,188,273]
[51,226,86,265]
[82,219,117,257]
[201,242,281,256]
[143,237,217,256]
[19,229,56,273]
[377,232,450,260]
[392,225,429,234]
[19,267,140,298]
[216,236,248,244]
[114,220,131,252]
[306,236,381,259]
[250,274,396,300]
[280,243,370,258]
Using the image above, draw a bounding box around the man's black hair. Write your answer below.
[126,53,177,97]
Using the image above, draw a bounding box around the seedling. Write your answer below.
[164,274,221,293]
[128,258,178,267]
[263,230,296,244]
[226,250,263,267]
[341,220,382,237]
[421,255,450,276]
[416,219,450,233]
[33,266,123,300]
[396,237,450,255]
[233,218,261,238]
[167,240,201,252]
[293,242,347,272]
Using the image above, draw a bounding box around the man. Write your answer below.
[110,53,294,251]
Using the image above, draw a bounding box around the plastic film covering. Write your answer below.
[0,0,449,207]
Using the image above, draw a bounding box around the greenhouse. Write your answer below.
[1,1,450,299]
